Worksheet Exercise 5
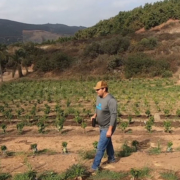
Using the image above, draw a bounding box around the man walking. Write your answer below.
[91,80,117,171]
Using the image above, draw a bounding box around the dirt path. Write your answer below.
[0,67,33,83]
[0,125,180,179]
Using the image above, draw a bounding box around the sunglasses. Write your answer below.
[96,88,103,91]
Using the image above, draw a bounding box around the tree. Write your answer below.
[10,48,26,78]
[0,44,8,82]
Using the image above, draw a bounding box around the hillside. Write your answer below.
[74,0,180,39]
[2,0,180,81]
[1,18,179,83]
[28,19,180,80]
[0,19,86,44]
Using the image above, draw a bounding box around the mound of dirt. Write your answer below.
[136,19,180,34]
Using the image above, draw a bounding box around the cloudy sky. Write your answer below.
[0,0,162,27]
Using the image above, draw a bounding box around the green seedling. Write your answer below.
[128,116,132,124]
[31,144,38,154]
[163,120,172,133]
[145,109,151,117]
[1,124,7,133]
[119,121,129,132]
[37,121,45,133]
[93,141,98,151]
[1,145,7,155]
[62,141,68,153]
[131,140,139,151]
[167,141,173,152]
[56,115,65,132]
[81,121,87,133]
[145,120,153,132]
[16,122,25,134]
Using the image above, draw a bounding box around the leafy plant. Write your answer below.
[145,109,151,117]
[130,167,151,179]
[74,115,82,125]
[176,109,180,117]
[44,104,51,115]
[91,169,128,180]
[0,173,11,180]
[93,141,98,151]
[119,121,129,132]
[62,142,68,153]
[163,120,172,133]
[16,122,25,134]
[1,145,7,155]
[13,170,37,180]
[56,115,65,132]
[66,99,71,107]
[1,124,7,133]
[37,121,45,133]
[145,120,153,133]
[167,141,173,152]
[64,164,88,180]
[149,141,161,155]
[81,121,87,133]
[160,170,178,180]
[79,149,96,160]
[128,115,132,124]
[131,140,139,151]
[149,116,154,124]
[30,144,38,154]
[117,142,136,157]
[38,171,64,180]
[164,109,170,117]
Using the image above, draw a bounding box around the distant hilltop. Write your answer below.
[0,19,86,44]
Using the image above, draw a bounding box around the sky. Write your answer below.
[0,0,162,27]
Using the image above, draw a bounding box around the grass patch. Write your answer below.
[160,170,178,180]
[130,167,152,179]
[116,142,137,157]
[36,149,57,155]
[79,149,96,159]
[90,170,128,180]
[63,164,89,180]
[0,173,11,180]
[148,142,161,155]
[38,171,65,180]
[13,170,36,180]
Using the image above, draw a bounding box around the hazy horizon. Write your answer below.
[0,0,162,27]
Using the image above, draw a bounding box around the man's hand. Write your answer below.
[106,129,112,137]
[106,126,113,137]
[91,114,97,121]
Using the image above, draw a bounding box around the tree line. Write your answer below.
[74,0,180,39]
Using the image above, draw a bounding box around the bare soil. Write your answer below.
[1,124,180,179]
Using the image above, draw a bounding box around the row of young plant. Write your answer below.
[0,116,175,136]
[0,168,178,180]
[1,78,180,118]
[0,111,89,134]
[0,79,180,115]
[0,139,178,180]
[119,114,173,133]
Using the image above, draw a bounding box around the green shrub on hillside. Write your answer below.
[83,42,100,58]
[34,52,73,72]
[107,57,124,70]
[100,36,130,55]
[83,36,130,57]
[124,53,170,78]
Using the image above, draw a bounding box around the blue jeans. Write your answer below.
[92,129,115,170]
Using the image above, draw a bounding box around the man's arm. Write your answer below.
[107,98,117,137]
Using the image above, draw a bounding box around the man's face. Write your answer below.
[96,88,105,97]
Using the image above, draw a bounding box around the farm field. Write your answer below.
[1,78,180,179]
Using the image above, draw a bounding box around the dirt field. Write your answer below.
[1,123,180,179]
